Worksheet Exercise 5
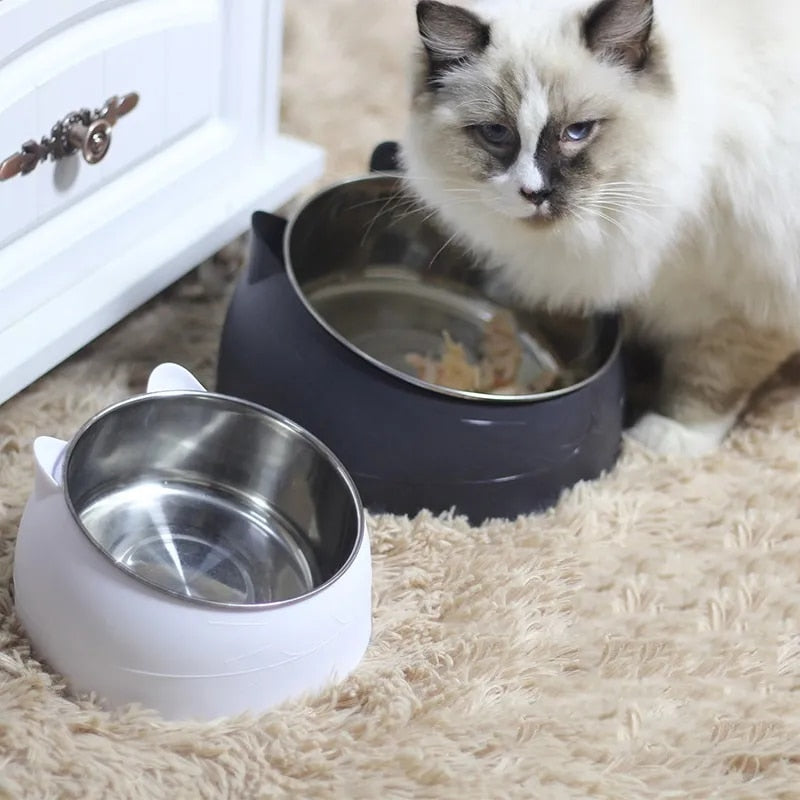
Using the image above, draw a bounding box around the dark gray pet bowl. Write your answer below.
[216,143,624,523]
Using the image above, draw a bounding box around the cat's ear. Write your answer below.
[583,0,654,71]
[416,1,490,65]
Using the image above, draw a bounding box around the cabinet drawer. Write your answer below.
[0,0,223,249]
[0,0,325,404]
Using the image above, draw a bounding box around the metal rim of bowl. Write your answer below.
[58,390,366,611]
[282,173,623,404]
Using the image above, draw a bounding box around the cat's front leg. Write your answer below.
[627,319,798,456]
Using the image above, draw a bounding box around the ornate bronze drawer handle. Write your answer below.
[0,92,140,182]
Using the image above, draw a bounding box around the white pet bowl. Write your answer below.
[13,364,372,721]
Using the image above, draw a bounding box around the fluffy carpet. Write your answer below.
[2,2,800,797]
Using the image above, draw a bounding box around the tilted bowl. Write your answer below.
[13,363,372,721]
[216,146,625,523]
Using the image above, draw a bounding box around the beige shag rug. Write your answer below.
[2,2,800,797]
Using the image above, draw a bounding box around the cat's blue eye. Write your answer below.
[477,123,516,148]
[562,121,597,142]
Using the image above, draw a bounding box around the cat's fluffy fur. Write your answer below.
[402,0,800,455]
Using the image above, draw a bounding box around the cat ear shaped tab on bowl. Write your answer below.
[32,436,68,497]
[146,363,206,394]
[369,141,402,174]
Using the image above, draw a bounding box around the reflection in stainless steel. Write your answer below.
[284,174,606,402]
[307,273,561,394]
[62,393,363,608]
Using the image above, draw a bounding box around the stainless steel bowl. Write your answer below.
[217,167,624,522]
[285,174,608,402]
[61,392,365,608]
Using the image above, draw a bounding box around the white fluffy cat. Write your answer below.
[401,0,800,456]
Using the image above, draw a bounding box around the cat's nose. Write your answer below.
[520,186,552,205]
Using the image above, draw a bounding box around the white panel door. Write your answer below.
[0,0,326,405]
[0,0,226,249]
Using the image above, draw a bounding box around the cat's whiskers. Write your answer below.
[353,178,475,241]
[385,188,483,226]
[589,210,634,239]
[358,188,485,247]
[589,194,665,216]
[348,196,421,215]
[574,200,644,240]
[585,197,656,215]
[592,189,665,202]
[591,194,668,211]
[401,174,474,183]
[452,98,501,112]
[593,181,661,194]
[348,184,476,223]
[588,199,664,220]
[567,205,592,230]
[592,186,665,200]
[359,190,420,245]
[594,180,661,192]
[396,199,472,227]
[592,185,666,206]
[348,184,415,218]
[427,231,460,271]
[578,200,662,240]
[587,185,671,232]
[453,106,504,122]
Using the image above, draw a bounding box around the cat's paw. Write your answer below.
[626,412,730,457]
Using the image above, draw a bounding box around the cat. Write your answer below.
[401,0,800,456]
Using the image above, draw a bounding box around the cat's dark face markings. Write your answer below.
[530,118,596,219]
[412,0,665,224]
[463,66,525,171]
[463,96,597,220]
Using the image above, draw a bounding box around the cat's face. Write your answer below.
[405,0,668,228]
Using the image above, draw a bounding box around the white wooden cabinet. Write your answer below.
[0,0,324,405]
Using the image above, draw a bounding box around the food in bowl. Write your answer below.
[405,311,559,395]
